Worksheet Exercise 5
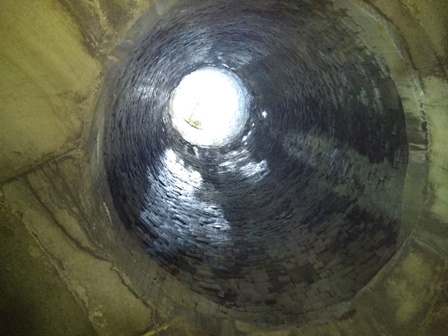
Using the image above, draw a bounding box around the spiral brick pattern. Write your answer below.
[104,0,408,325]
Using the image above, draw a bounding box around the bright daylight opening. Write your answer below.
[170,67,249,146]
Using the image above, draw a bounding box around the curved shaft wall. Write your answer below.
[105,0,408,324]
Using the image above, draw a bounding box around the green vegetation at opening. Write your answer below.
[185,116,202,129]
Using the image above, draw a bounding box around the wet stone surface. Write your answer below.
[104,0,408,325]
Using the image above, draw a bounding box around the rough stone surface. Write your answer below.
[0,196,97,336]
[2,179,156,336]
[0,0,99,182]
